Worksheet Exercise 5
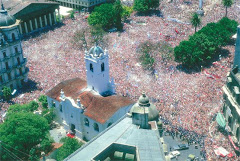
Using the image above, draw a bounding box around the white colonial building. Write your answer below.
[46,45,134,141]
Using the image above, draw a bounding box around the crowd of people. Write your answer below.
[0,0,240,159]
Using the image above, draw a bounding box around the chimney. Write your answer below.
[233,25,240,70]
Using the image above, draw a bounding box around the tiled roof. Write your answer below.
[46,78,134,124]
[46,78,87,102]
[79,91,134,124]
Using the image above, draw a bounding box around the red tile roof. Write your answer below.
[46,78,87,102]
[46,78,134,124]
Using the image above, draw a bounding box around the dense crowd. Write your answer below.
[1,0,240,159]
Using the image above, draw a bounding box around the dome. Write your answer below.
[138,93,150,106]
[0,8,16,27]
[89,45,104,57]
[130,93,159,121]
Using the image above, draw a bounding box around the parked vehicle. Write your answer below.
[173,144,189,150]
[168,151,180,159]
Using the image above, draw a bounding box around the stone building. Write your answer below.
[222,25,240,144]
[49,0,106,10]
[0,4,29,95]
[3,0,60,35]
[46,45,134,141]
[64,93,165,161]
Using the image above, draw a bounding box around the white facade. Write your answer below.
[47,93,133,140]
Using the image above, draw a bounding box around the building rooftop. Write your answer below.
[46,78,134,124]
[64,115,165,161]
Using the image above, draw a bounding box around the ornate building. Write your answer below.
[0,4,29,95]
[46,45,134,141]
[3,0,60,36]
[222,25,240,144]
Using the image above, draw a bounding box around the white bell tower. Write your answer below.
[84,45,114,96]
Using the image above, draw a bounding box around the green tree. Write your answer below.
[0,112,49,160]
[174,40,195,66]
[7,101,39,116]
[42,108,56,125]
[88,4,116,29]
[222,0,233,17]
[218,17,238,34]
[133,0,159,12]
[38,95,48,109]
[56,137,83,161]
[133,0,149,12]
[190,13,201,33]
[122,6,133,21]
[2,86,11,101]
[114,0,123,31]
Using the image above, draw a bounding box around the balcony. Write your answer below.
[0,40,21,50]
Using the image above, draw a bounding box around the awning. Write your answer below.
[216,113,226,128]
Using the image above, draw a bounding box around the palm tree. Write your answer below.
[222,0,233,17]
[191,13,201,33]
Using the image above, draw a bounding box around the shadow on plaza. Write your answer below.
[176,47,231,74]
[21,22,66,41]
[135,9,164,17]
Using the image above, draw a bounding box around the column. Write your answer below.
[29,20,33,31]
[49,13,52,26]
[39,16,43,28]
[58,8,61,22]
[44,15,48,26]
[34,18,38,30]
[19,24,23,34]
[53,11,57,24]
[24,22,28,33]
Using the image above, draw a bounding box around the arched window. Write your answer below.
[12,33,16,41]
[1,39,3,46]
[90,63,93,72]
[84,118,89,126]
[107,123,112,127]
[94,123,99,132]
[19,68,22,75]
[101,63,105,72]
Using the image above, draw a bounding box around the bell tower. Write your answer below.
[84,45,114,96]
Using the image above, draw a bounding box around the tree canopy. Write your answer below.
[88,4,116,29]
[56,137,83,161]
[133,0,159,12]
[174,17,238,67]
[2,86,11,100]
[0,112,49,160]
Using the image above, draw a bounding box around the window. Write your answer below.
[84,118,89,126]
[12,33,16,41]
[1,39,3,45]
[15,47,18,53]
[3,52,6,58]
[19,68,22,75]
[90,63,93,72]
[5,62,9,69]
[7,73,11,80]
[94,123,99,132]
[59,104,62,112]
[0,75,2,82]
[101,63,105,72]
[107,123,112,127]
[17,57,20,65]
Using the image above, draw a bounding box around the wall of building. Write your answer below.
[0,25,28,95]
